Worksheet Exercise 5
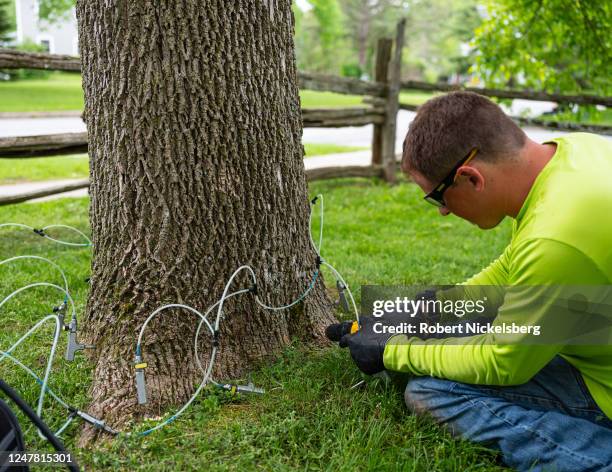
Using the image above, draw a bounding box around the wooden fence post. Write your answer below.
[371,38,392,166]
[380,19,405,184]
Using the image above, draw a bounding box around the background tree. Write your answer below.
[473,0,612,94]
[76,0,335,433]
[402,0,480,82]
[338,0,408,76]
[0,0,14,43]
[310,0,344,72]
[295,0,348,75]
[318,0,482,81]
[37,0,75,23]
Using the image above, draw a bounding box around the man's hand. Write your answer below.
[339,318,390,375]
[327,316,397,375]
[325,289,439,375]
[325,320,356,342]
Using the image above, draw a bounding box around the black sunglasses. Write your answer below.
[424,148,479,207]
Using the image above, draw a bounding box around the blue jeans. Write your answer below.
[404,356,612,472]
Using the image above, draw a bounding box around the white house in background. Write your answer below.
[15,0,79,55]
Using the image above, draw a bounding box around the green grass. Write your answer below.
[0,74,431,112]
[0,74,366,112]
[399,91,436,107]
[299,90,364,108]
[0,154,90,184]
[0,72,84,112]
[304,143,368,157]
[0,179,511,470]
[0,146,367,184]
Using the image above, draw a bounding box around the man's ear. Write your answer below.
[456,166,485,191]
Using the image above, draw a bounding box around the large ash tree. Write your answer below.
[76,0,335,430]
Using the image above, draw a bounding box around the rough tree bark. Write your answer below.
[76,0,335,435]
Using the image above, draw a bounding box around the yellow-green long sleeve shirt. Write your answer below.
[383,133,612,420]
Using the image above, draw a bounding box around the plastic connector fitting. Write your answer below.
[336,280,349,313]
[64,318,94,361]
[134,355,148,405]
[217,382,265,395]
[76,410,118,435]
[236,382,265,395]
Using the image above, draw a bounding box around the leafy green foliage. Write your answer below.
[0,0,13,41]
[539,105,612,126]
[312,0,478,82]
[295,0,348,75]
[37,0,75,23]
[310,0,344,57]
[403,0,481,82]
[341,62,362,78]
[338,0,408,75]
[473,0,612,94]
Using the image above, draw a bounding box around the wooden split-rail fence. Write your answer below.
[1,20,610,205]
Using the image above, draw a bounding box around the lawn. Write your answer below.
[0,178,511,470]
[304,143,367,157]
[0,145,368,184]
[0,72,85,112]
[399,90,437,107]
[0,154,90,184]
[299,89,364,108]
[0,73,366,112]
[0,72,437,113]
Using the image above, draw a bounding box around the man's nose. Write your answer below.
[438,206,451,216]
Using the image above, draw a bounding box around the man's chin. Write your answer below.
[476,217,505,230]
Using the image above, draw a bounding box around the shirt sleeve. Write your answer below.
[383,238,609,385]
[462,244,511,287]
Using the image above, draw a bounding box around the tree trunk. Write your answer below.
[76,0,335,436]
[357,4,370,70]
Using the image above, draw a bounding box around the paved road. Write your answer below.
[0,99,557,139]
[0,116,87,137]
[0,107,580,153]
[304,109,581,152]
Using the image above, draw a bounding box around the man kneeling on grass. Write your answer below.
[327,92,612,472]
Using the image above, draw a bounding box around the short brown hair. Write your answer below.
[401,91,526,182]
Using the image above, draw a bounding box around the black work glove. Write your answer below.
[325,288,438,342]
[325,320,356,342]
[325,289,439,375]
[333,316,397,375]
